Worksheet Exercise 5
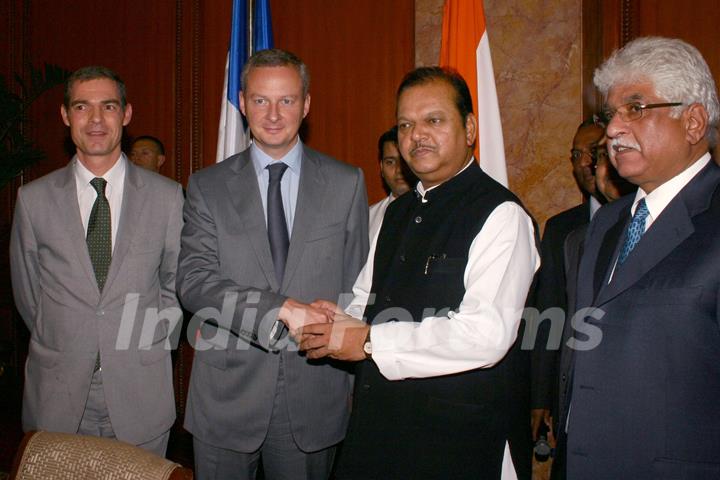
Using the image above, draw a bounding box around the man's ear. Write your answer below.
[239,91,246,116]
[123,103,133,126]
[303,93,311,119]
[465,113,478,147]
[61,104,70,127]
[684,103,709,145]
[157,154,166,169]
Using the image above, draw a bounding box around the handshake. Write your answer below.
[278,298,370,362]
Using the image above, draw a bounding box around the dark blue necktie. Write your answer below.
[618,198,649,265]
[266,163,290,285]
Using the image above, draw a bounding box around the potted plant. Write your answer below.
[0,63,71,190]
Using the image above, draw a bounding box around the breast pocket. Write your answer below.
[306,221,344,243]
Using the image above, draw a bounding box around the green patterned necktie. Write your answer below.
[87,177,112,291]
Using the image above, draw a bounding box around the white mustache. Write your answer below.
[609,137,641,153]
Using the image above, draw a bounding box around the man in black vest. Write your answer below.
[298,67,540,480]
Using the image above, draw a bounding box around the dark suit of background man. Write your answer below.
[299,67,540,480]
[528,119,606,442]
[177,49,369,480]
[559,36,720,479]
[10,66,184,456]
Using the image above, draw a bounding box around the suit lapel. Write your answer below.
[593,212,627,300]
[283,147,326,289]
[55,162,99,293]
[102,162,145,297]
[226,152,280,291]
[594,163,719,306]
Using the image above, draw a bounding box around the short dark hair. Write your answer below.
[64,65,127,109]
[377,126,399,162]
[396,66,474,121]
[131,135,165,155]
[241,48,310,97]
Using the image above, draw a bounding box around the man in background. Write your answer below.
[528,118,607,441]
[10,66,184,456]
[368,126,417,241]
[130,135,166,172]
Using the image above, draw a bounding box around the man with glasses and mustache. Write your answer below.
[555,37,720,479]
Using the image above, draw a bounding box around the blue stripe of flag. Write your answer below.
[227,0,274,109]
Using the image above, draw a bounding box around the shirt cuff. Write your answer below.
[368,323,405,381]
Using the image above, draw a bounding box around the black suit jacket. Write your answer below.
[529,202,590,410]
[564,161,720,479]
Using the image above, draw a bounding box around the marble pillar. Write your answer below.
[415,0,584,229]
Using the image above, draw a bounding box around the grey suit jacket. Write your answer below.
[178,145,369,453]
[10,159,184,445]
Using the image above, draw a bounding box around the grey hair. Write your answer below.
[594,36,719,146]
[241,48,310,98]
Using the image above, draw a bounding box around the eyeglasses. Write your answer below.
[571,145,608,170]
[602,102,683,123]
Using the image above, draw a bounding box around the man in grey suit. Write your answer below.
[10,66,184,456]
[178,49,368,480]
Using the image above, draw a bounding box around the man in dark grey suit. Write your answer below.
[178,49,368,480]
[558,37,720,479]
[10,66,184,456]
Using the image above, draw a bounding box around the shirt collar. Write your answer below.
[250,137,303,176]
[589,195,602,219]
[74,153,127,190]
[630,152,711,217]
[415,157,475,203]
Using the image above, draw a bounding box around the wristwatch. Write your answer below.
[363,330,372,358]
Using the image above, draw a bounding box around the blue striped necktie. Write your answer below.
[618,198,649,265]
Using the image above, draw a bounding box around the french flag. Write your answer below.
[216,0,274,162]
[440,0,508,187]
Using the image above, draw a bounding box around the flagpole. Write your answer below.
[247,0,254,57]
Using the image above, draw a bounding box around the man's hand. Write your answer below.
[297,314,370,361]
[310,299,343,317]
[531,408,553,443]
[278,298,332,333]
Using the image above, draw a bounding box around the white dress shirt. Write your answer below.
[346,161,540,480]
[608,152,711,282]
[250,138,303,235]
[367,194,395,243]
[74,154,127,250]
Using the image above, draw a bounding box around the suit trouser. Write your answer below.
[193,357,336,480]
[78,368,170,457]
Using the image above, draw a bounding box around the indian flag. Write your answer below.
[440,0,508,187]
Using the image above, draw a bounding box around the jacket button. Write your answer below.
[362,384,370,390]
[414,216,422,223]
[384,296,392,302]
[561,374,567,382]
[399,255,406,262]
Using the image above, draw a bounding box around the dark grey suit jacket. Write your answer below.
[10,159,184,445]
[178,145,369,453]
[564,161,720,479]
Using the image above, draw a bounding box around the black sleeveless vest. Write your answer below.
[336,162,533,480]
